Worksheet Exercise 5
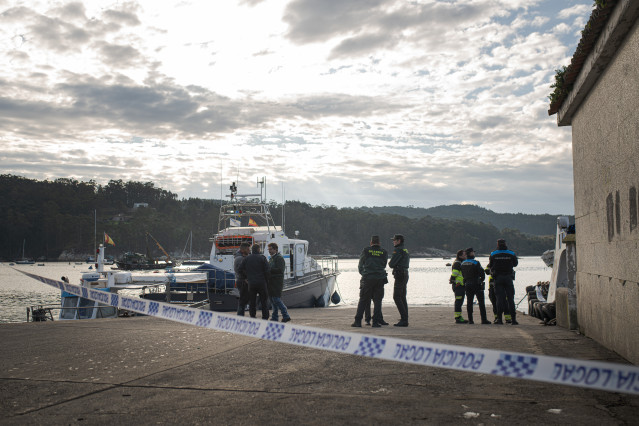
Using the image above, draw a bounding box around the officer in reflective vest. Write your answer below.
[450,249,468,324]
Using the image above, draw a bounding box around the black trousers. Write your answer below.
[393,270,409,321]
[454,284,466,317]
[236,280,249,316]
[494,275,516,319]
[355,277,385,324]
[248,282,269,319]
[465,283,488,322]
[488,285,497,316]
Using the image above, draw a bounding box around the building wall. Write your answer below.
[570,18,639,364]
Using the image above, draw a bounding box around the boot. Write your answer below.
[351,320,362,327]
[510,313,518,325]
[455,317,468,324]
[467,313,474,324]
[393,320,409,327]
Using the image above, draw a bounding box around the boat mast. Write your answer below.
[94,210,97,257]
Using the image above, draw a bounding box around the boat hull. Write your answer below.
[207,272,338,312]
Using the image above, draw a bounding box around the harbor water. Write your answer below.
[0,257,550,323]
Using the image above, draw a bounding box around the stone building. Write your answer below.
[551,1,639,364]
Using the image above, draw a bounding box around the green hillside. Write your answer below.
[0,175,554,260]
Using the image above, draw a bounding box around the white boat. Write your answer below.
[205,179,340,311]
[53,245,209,320]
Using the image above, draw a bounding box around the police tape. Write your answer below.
[19,269,639,395]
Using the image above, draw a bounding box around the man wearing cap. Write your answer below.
[461,248,490,325]
[352,235,388,328]
[488,239,519,325]
[389,234,410,327]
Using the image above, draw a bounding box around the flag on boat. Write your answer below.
[104,232,115,246]
[248,218,258,227]
[230,218,241,227]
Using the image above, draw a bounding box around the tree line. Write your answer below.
[0,175,553,260]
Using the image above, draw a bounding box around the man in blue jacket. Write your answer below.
[488,239,519,325]
[461,248,490,325]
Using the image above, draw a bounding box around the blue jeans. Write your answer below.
[270,296,289,320]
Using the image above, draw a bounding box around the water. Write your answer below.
[0,257,551,323]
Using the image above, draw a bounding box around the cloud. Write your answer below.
[0,0,591,215]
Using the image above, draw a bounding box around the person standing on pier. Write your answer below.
[234,242,251,316]
[239,244,271,320]
[450,249,468,324]
[461,248,490,325]
[352,235,388,328]
[389,234,410,327]
[488,239,519,325]
[267,242,291,323]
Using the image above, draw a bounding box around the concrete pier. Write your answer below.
[1,306,637,424]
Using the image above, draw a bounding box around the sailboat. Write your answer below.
[181,231,204,265]
[15,239,35,264]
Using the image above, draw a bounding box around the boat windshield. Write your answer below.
[215,235,254,254]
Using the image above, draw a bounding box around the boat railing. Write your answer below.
[26,304,127,321]
[26,305,57,321]
[207,269,237,295]
[310,255,339,276]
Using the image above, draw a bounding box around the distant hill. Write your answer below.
[0,175,556,259]
[358,205,573,236]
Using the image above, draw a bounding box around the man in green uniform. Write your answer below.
[389,234,410,327]
[352,235,388,328]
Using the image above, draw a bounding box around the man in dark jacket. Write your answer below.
[461,248,490,325]
[389,234,410,327]
[352,235,388,328]
[234,242,251,316]
[239,244,270,319]
[488,239,519,325]
[267,242,290,322]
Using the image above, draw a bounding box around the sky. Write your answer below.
[0,0,594,214]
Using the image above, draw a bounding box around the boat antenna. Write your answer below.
[282,182,285,233]
[257,176,265,202]
[220,160,223,207]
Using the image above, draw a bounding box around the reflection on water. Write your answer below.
[0,257,551,323]
[334,257,550,313]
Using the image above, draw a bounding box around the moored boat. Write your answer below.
[49,245,208,320]
[204,179,340,312]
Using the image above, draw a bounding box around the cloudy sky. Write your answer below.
[1,0,593,214]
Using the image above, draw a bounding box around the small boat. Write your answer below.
[115,233,181,270]
[55,245,208,320]
[203,179,340,312]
